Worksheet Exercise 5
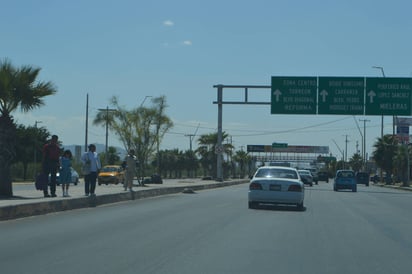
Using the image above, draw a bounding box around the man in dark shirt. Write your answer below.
[42,135,60,197]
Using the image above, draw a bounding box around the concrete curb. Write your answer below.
[0,180,248,221]
[374,183,412,192]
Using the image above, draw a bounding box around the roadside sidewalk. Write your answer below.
[0,178,248,221]
[374,182,412,192]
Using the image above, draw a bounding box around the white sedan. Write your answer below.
[248,166,305,210]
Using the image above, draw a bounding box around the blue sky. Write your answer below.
[2,0,412,159]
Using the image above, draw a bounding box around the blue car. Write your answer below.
[334,170,357,192]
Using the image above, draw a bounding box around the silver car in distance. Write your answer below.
[248,166,305,210]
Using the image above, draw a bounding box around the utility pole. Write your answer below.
[332,139,345,166]
[185,123,200,151]
[185,134,195,151]
[98,106,117,164]
[344,135,350,169]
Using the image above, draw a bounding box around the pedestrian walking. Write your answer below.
[81,144,101,196]
[42,135,61,197]
[60,150,72,197]
[124,149,136,191]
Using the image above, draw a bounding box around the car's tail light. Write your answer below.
[288,185,302,192]
[249,182,262,190]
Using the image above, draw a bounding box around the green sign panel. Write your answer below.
[318,77,364,115]
[365,77,412,115]
[271,76,317,114]
[272,142,288,148]
[271,76,412,116]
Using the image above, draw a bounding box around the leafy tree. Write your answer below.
[0,59,56,197]
[372,134,398,184]
[93,96,172,179]
[152,96,173,174]
[14,124,50,180]
[183,150,199,178]
[99,146,121,165]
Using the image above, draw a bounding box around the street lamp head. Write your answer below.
[372,66,386,77]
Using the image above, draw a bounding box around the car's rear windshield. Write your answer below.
[255,168,298,179]
[337,171,355,178]
[102,167,119,172]
[299,171,311,175]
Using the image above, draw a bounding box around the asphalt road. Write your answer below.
[1,182,412,274]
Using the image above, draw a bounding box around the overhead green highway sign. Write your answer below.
[271,76,412,116]
[365,77,412,116]
[318,77,364,115]
[272,142,288,148]
[271,76,317,114]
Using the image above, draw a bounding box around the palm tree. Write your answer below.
[151,96,173,174]
[0,59,57,197]
[348,153,363,172]
[372,134,398,184]
[233,150,252,178]
[393,144,411,187]
[196,132,232,179]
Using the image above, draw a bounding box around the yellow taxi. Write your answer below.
[97,165,125,185]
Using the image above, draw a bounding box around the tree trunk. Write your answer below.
[0,115,17,197]
[0,164,13,197]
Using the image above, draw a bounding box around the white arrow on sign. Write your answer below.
[367,90,376,103]
[320,89,328,102]
[273,89,282,102]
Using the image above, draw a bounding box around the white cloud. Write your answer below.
[163,20,174,27]
[182,40,192,46]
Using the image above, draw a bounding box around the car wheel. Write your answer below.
[248,201,258,209]
[297,202,304,210]
[310,183,313,187]
[98,183,101,186]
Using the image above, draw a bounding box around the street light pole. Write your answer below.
[34,120,42,177]
[372,66,386,138]
[359,119,370,169]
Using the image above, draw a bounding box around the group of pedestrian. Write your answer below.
[41,134,136,198]
[41,135,101,197]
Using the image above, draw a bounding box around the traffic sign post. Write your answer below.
[271,76,317,114]
[365,77,412,116]
[318,77,364,115]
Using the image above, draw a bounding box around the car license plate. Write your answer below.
[269,184,281,191]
